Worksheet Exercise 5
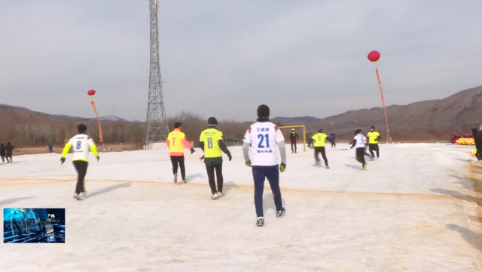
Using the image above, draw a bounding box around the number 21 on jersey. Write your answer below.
[258,134,270,148]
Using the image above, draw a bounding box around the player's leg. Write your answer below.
[205,163,217,198]
[170,157,178,183]
[320,147,329,167]
[179,156,186,182]
[266,165,285,217]
[295,142,297,153]
[291,142,294,153]
[369,144,375,157]
[355,148,363,163]
[215,162,224,196]
[375,144,380,158]
[314,147,320,164]
[252,166,266,220]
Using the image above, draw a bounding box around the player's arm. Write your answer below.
[88,138,99,158]
[166,134,171,148]
[275,128,287,165]
[198,133,205,152]
[350,138,357,149]
[61,141,72,158]
[181,133,195,153]
[242,128,251,165]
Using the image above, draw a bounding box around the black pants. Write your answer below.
[6,153,12,163]
[291,142,297,153]
[170,156,186,180]
[331,141,336,148]
[314,147,328,166]
[1,155,4,163]
[369,144,380,158]
[73,161,88,194]
[206,162,223,194]
[356,148,366,165]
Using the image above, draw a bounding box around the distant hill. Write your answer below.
[272,86,482,135]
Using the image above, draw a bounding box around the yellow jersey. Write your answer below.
[367,131,380,144]
[167,129,187,154]
[199,128,224,158]
[312,133,328,147]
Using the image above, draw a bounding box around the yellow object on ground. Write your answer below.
[456,138,475,145]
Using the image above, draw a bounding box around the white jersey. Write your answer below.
[67,134,96,161]
[243,121,285,166]
[353,134,366,148]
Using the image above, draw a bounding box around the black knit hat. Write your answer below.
[174,122,182,128]
[208,117,218,125]
[257,104,270,118]
[370,126,375,130]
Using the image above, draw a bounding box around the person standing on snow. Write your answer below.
[367,126,380,159]
[290,128,298,153]
[0,143,5,163]
[350,129,368,169]
[199,117,232,200]
[471,128,482,161]
[312,129,329,168]
[5,142,14,163]
[167,122,195,184]
[60,124,100,201]
[329,131,337,148]
[243,104,287,227]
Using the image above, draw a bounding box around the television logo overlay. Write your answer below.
[3,208,65,243]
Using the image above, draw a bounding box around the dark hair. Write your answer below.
[257,104,270,118]
[354,129,362,135]
[174,122,182,128]
[208,117,218,125]
[78,124,87,133]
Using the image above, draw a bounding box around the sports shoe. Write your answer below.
[363,163,367,169]
[217,192,223,198]
[73,193,79,200]
[276,208,286,218]
[326,166,330,169]
[256,217,264,227]
[211,193,219,200]
[77,194,84,201]
[182,179,187,184]
[315,160,321,166]
[173,174,178,184]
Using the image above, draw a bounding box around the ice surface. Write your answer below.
[0,143,481,271]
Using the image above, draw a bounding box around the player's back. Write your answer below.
[200,128,223,158]
[353,134,366,148]
[244,121,284,166]
[312,133,327,147]
[68,134,95,161]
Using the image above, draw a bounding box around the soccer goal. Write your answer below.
[279,125,306,152]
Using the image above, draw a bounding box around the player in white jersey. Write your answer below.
[350,129,368,169]
[60,124,100,200]
[243,104,287,227]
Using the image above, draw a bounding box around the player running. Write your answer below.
[60,124,99,201]
[243,104,287,227]
[290,129,298,153]
[199,117,232,200]
[167,122,195,184]
[312,129,329,168]
[350,129,368,169]
[367,126,380,159]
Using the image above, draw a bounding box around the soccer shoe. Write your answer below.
[217,192,223,198]
[73,193,79,200]
[276,208,286,218]
[315,160,321,166]
[256,217,264,227]
[77,194,84,201]
[174,174,178,184]
[211,193,219,200]
[182,179,187,184]
[326,165,330,169]
[363,163,368,169]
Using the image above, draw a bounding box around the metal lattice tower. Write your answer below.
[144,0,169,149]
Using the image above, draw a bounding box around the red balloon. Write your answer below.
[87,89,96,96]
[368,51,380,62]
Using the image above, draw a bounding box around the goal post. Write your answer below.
[279,125,306,152]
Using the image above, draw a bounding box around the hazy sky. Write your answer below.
[1,0,481,121]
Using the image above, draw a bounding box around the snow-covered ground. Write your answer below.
[0,143,481,271]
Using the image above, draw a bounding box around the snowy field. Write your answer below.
[0,143,481,271]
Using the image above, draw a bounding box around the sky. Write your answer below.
[1,0,482,122]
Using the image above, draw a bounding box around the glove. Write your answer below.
[190,148,195,154]
[60,158,65,165]
[227,153,232,161]
[96,156,100,162]
[280,163,286,173]
[245,161,252,167]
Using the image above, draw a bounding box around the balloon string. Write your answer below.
[375,67,389,129]
[91,100,104,143]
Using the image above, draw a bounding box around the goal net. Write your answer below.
[279,125,306,152]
